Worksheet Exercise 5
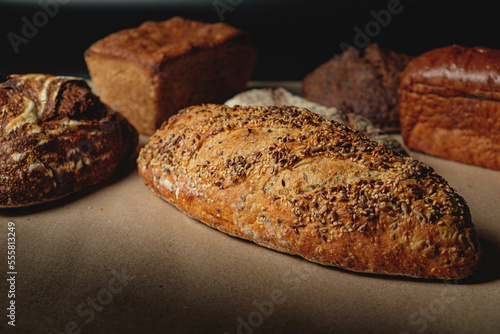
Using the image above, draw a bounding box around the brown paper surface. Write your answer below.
[1,83,500,334]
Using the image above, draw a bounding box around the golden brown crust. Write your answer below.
[85,17,244,72]
[399,45,500,97]
[398,45,500,170]
[85,17,257,135]
[138,104,481,279]
[0,74,138,208]
[225,87,408,155]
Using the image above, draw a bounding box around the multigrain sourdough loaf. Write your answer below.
[0,74,138,208]
[398,45,500,170]
[138,104,481,279]
[85,17,257,135]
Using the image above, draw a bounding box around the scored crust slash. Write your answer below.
[0,73,138,208]
[138,104,481,279]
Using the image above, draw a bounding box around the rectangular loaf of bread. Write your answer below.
[85,17,256,135]
[398,45,500,170]
[138,104,481,279]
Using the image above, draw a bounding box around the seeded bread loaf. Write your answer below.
[138,104,481,279]
[0,74,138,208]
[225,87,407,155]
[85,16,257,135]
[398,45,500,170]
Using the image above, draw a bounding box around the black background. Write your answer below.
[1,0,499,80]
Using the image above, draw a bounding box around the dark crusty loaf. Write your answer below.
[0,74,138,208]
[302,44,413,132]
[138,104,481,279]
[85,16,257,135]
[399,45,500,170]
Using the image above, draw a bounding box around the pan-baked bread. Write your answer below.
[0,74,138,208]
[138,104,481,279]
[302,44,413,132]
[85,16,257,135]
[399,45,500,170]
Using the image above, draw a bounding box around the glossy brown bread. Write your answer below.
[138,104,481,279]
[399,45,500,170]
[0,74,138,207]
[85,17,256,135]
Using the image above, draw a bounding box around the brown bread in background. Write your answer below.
[85,17,257,135]
[302,44,413,132]
[398,45,500,170]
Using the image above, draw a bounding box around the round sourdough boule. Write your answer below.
[0,73,138,208]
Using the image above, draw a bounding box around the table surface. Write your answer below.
[1,83,500,334]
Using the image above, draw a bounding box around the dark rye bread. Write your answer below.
[138,104,481,279]
[0,74,138,208]
[85,17,257,135]
[302,44,413,132]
